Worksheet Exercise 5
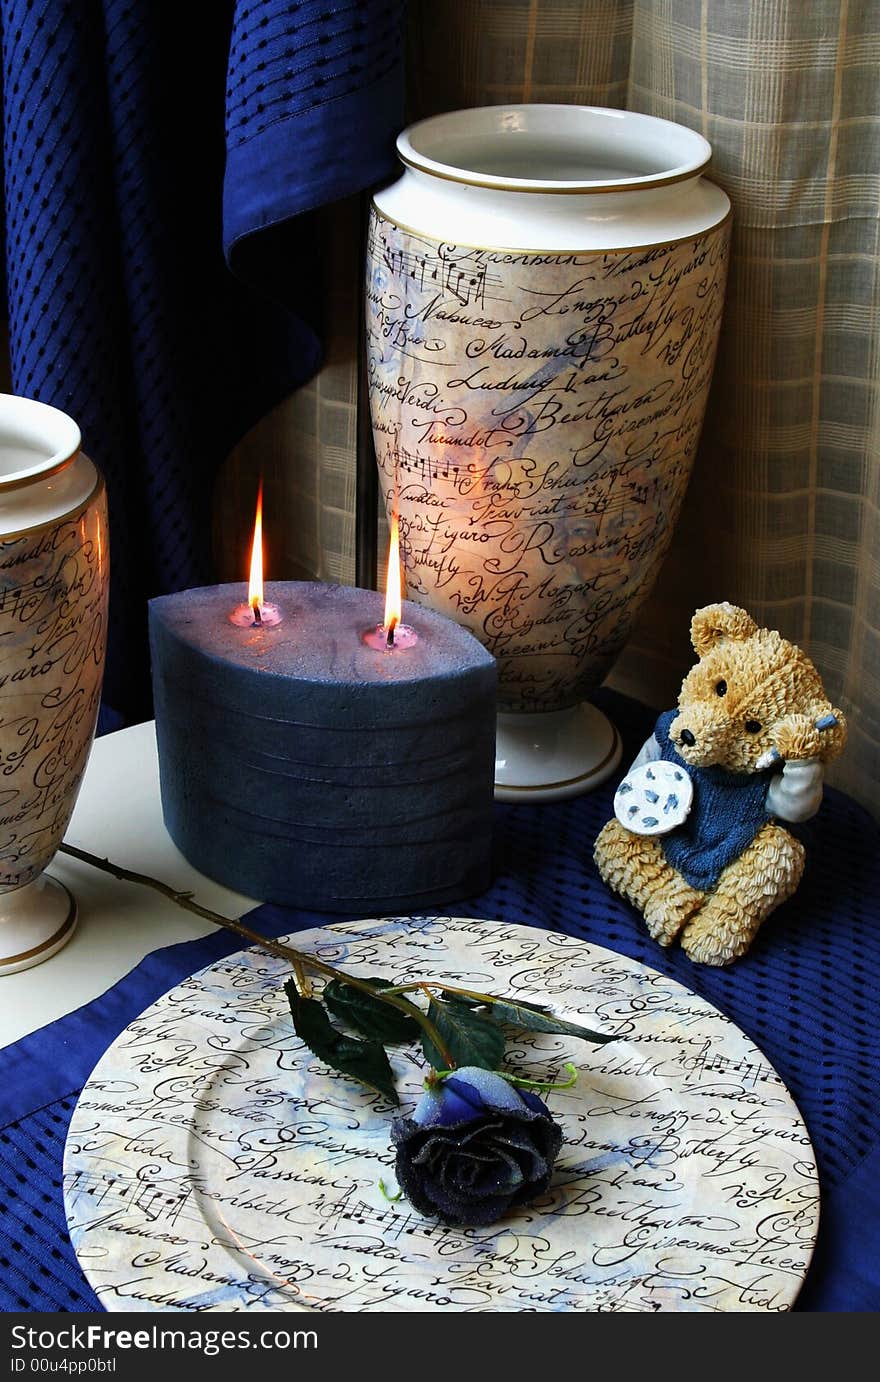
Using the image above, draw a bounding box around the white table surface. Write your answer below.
[0,721,258,1048]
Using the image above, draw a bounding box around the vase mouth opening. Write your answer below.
[398,104,712,194]
[0,394,82,489]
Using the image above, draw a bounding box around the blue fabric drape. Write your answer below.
[0,0,405,723]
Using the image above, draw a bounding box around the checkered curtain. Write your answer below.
[223,0,880,815]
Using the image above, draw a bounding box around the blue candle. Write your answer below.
[149,581,496,913]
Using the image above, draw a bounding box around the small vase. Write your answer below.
[366,105,730,799]
[0,395,109,973]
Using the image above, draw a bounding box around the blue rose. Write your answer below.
[390,1065,563,1227]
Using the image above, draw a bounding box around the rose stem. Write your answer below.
[58,841,455,1068]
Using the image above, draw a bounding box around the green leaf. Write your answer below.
[284,980,399,1103]
[491,997,615,1045]
[436,992,483,1008]
[323,977,420,1044]
[420,997,506,1072]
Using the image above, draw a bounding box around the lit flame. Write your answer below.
[384,511,402,640]
[248,482,264,616]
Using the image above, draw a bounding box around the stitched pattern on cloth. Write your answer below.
[226,0,403,146]
[0,1101,96,1311]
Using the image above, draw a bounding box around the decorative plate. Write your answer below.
[64,917,818,1313]
[614,760,694,835]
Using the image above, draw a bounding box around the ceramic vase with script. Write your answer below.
[0,395,108,972]
[366,105,730,799]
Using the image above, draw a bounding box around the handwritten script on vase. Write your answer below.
[0,491,108,888]
[367,214,730,709]
[64,917,817,1313]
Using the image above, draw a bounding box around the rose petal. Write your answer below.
[445,1068,534,1113]
[416,1176,513,1227]
[409,1081,487,1129]
[518,1088,553,1116]
[407,1068,551,1130]
[450,1145,525,1195]
[391,1092,564,1228]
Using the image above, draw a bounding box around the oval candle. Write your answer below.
[148,582,497,913]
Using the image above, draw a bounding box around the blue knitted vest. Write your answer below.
[655,710,772,891]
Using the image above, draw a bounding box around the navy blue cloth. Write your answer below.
[655,708,772,890]
[0,0,405,724]
[1,693,878,1312]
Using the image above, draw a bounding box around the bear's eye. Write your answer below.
[715,679,727,696]
[745,719,762,734]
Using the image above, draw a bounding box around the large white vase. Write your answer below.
[366,105,730,800]
[0,395,109,972]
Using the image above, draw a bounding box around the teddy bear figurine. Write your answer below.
[594,602,847,966]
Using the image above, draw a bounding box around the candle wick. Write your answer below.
[252,602,262,627]
[386,621,396,648]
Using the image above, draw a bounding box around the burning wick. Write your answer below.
[229,481,282,627]
[363,511,417,651]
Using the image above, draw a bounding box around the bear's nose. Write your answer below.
[679,728,696,747]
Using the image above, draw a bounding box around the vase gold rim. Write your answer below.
[397,150,712,196]
[0,452,78,491]
[370,203,732,257]
[0,880,77,970]
[0,470,105,543]
[0,393,82,490]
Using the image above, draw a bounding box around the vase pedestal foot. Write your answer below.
[494,703,623,802]
[0,874,78,975]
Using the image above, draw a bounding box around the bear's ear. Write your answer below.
[690,602,759,657]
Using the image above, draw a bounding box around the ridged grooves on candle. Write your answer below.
[149,583,497,912]
[162,742,481,794]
